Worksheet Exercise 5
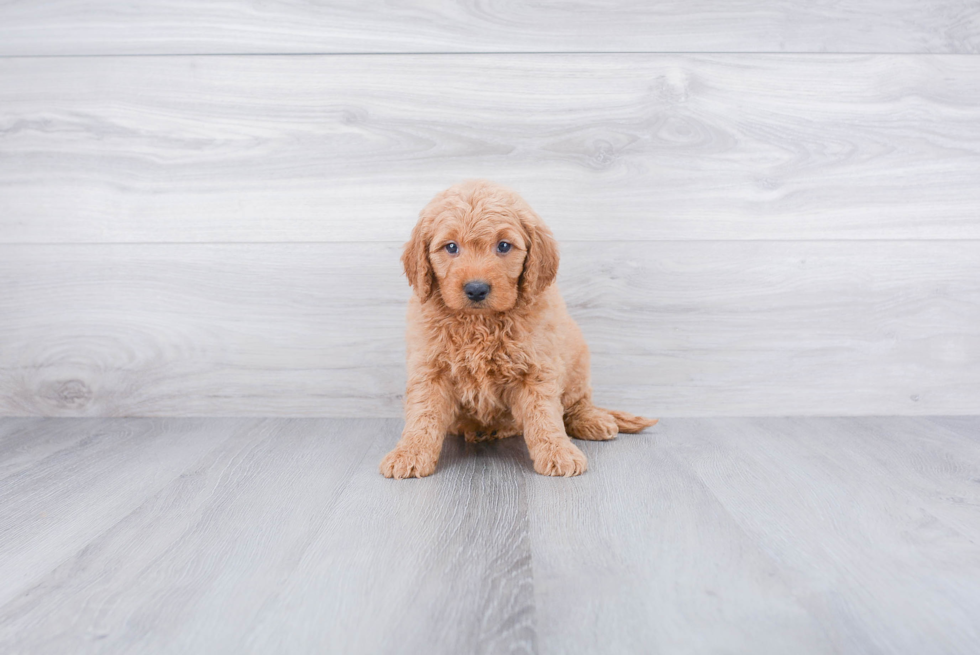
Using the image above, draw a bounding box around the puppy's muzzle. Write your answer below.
[464,281,491,303]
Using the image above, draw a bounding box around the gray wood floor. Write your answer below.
[2,417,979,654]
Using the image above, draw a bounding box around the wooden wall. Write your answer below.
[1,3,979,417]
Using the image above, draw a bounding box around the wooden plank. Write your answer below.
[243,422,536,653]
[3,55,980,243]
[0,243,410,417]
[527,427,833,654]
[928,416,980,445]
[0,417,113,481]
[577,240,980,416]
[0,418,251,607]
[0,1,977,56]
[664,417,980,653]
[1,240,977,417]
[0,418,385,653]
[788,417,980,544]
[0,418,537,653]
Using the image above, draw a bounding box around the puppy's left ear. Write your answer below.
[402,216,435,303]
[519,213,559,297]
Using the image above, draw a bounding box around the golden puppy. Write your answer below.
[380,180,657,478]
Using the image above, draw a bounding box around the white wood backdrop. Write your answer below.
[1,1,977,55]
[3,55,980,244]
[1,2,978,417]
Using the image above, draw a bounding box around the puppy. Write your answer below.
[380,180,657,478]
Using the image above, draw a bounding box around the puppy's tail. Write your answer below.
[605,409,659,434]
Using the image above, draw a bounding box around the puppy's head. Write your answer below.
[403,180,558,313]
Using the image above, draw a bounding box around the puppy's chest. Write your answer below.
[439,326,531,405]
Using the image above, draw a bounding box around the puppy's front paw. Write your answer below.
[380,446,438,479]
[532,440,588,477]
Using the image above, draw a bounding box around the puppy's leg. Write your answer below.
[563,397,619,441]
[380,371,453,479]
[513,389,587,477]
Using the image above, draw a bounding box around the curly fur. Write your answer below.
[380,180,657,479]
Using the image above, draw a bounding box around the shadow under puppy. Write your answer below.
[381,180,657,478]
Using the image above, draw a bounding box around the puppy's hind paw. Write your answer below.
[464,428,517,443]
[380,446,438,479]
[464,430,493,443]
[566,410,619,441]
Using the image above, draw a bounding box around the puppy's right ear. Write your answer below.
[402,216,435,303]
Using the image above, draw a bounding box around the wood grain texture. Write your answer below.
[3,55,980,243]
[929,416,980,444]
[244,423,536,654]
[0,243,410,417]
[0,418,251,607]
[528,427,833,654]
[0,1,977,56]
[1,240,978,418]
[0,418,535,654]
[0,418,384,653]
[792,417,980,544]
[663,417,980,654]
[3,417,980,653]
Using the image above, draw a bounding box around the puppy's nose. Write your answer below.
[464,281,491,302]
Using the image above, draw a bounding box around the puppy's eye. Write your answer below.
[496,241,512,254]
[445,242,459,255]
